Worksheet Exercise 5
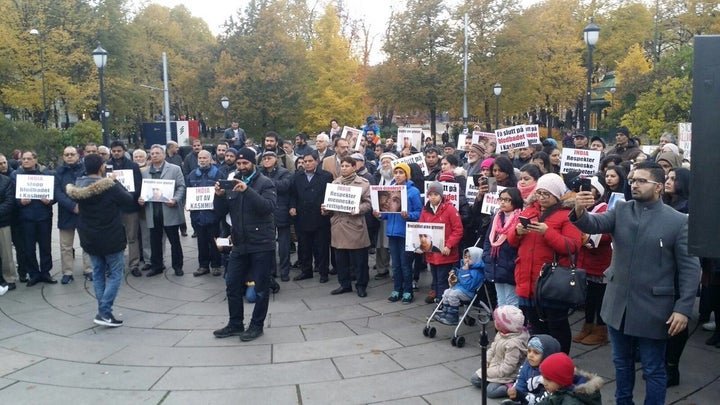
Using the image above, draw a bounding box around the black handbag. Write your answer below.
[534,240,587,319]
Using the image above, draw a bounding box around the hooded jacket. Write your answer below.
[381,179,422,238]
[536,369,604,405]
[656,151,682,169]
[66,177,135,256]
[482,327,530,384]
[453,247,485,297]
[514,334,562,403]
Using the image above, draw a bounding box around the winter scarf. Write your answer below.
[489,209,520,258]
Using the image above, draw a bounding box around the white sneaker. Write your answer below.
[0,285,8,296]
[703,321,716,331]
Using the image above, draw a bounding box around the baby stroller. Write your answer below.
[422,282,493,348]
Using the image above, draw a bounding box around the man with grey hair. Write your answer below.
[187,150,223,277]
[98,145,110,162]
[315,132,335,163]
[165,141,183,167]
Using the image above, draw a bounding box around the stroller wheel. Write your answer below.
[422,326,430,337]
[456,336,466,348]
[451,336,457,346]
[464,316,476,326]
[428,327,437,338]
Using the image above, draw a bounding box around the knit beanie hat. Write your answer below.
[380,152,397,162]
[470,143,486,156]
[536,173,567,200]
[438,171,455,182]
[426,181,444,197]
[236,147,257,163]
[493,305,525,334]
[480,158,495,169]
[527,334,561,356]
[590,176,605,195]
[393,162,411,179]
[540,352,575,388]
[226,148,238,157]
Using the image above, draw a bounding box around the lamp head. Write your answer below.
[493,83,502,97]
[584,20,600,47]
[92,43,108,69]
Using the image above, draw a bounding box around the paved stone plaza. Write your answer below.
[0,215,718,404]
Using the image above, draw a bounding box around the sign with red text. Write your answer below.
[15,174,54,200]
[560,148,601,175]
[397,127,424,153]
[186,187,215,210]
[391,152,429,176]
[678,122,691,159]
[425,182,459,210]
[495,125,529,152]
[481,186,507,215]
[523,125,540,145]
[323,183,362,213]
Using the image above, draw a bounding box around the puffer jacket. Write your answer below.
[536,369,604,405]
[484,328,530,384]
[381,179,422,238]
[418,200,464,265]
[453,247,485,297]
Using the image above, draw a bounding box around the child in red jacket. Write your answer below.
[418,182,464,304]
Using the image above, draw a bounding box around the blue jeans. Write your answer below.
[225,248,274,329]
[495,283,519,307]
[608,325,667,405]
[388,236,413,294]
[90,251,125,318]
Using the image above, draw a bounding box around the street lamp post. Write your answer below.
[29,29,48,129]
[92,43,109,146]
[610,86,616,110]
[220,96,229,128]
[583,19,600,134]
[493,83,502,131]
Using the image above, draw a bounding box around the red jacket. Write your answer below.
[507,202,582,299]
[418,201,464,266]
[576,202,612,277]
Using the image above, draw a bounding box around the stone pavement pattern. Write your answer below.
[0,220,719,404]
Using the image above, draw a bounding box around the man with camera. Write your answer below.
[213,147,277,342]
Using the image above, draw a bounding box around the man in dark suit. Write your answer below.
[289,151,333,282]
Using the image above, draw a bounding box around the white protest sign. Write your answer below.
[370,185,407,213]
[524,125,540,145]
[495,125,528,152]
[425,182,459,210]
[560,148,602,176]
[186,187,215,210]
[466,176,479,205]
[140,179,175,202]
[323,183,362,213]
[341,126,363,152]
[397,127,424,153]
[15,174,54,200]
[392,152,428,176]
[678,122,691,159]
[481,186,507,215]
[108,169,135,192]
[405,222,446,253]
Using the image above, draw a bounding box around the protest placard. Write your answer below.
[15,174,54,200]
[397,127,424,153]
[140,179,176,202]
[474,131,496,144]
[425,182,459,210]
[466,176,479,205]
[481,186,507,215]
[560,147,602,175]
[495,125,528,152]
[186,187,215,210]
[391,152,429,176]
[678,122,691,159]
[370,185,407,213]
[341,126,363,151]
[108,169,135,192]
[523,125,540,145]
[406,222,446,253]
[323,183,362,213]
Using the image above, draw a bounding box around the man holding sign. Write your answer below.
[187,150,223,277]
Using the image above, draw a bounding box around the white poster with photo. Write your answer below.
[186,187,215,210]
[140,179,176,202]
[474,131,496,144]
[323,183,362,213]
[391,152,429,176]
[370,185,407,213]
[108,169,135,192]
[425,182,460,210]
[678,122,691,159]
[15,174,54,200]
[481,186,507,215]
[560,148,602,175]
[406,222,446,253]
[523,125,540,145]
[466,176,479,205]
[495,125,528,153]
[341,126,363,152]
[457,133,469,151]
[397,127,424,153]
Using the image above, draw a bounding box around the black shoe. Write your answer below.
[280,275,290,282]
[666,364,679,387]
[191,232,197,238]
[213,324,244,338]
[706,332,720,346]
[141,263,152,271]
[239,326,264,342]
[26,276,39,287]
[374,272,389,280]
[181,231,188,237]
[331,286,352,295]
[93,314,123,327]
[357,286,367,297]
[146,268,164,277]
[291,261,300,269]
[350,273,356,281]
[19,275,28,283]
[39,273,57,284]
[131,269,142,277]
[7,283,16,291]
[174,268,184,276]
[319,275,329,283]
[329,268,337,275]
[84,273,93,282]
[293,273,313,281]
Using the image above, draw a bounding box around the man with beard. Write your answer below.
[463,143,486,176]
[187,150,223,277]
[259,151,292,281]
[165,141,184,167]
[571,161,700,404]
[258,131,293,172]
[107,141,144,277]
[371,152,397,279]
[424,147,441,181]
[214,142,228,166]
[213,147,277,342]
[219,148,237,177]
[182,138,204,177]
[322,138,350,180]
[293,133,314,158]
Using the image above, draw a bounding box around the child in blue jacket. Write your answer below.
[434,247,485,325]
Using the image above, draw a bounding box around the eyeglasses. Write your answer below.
[628,178,660,186]
[498,197,513,203]
[535,191,553,199]
[63,153,77,157]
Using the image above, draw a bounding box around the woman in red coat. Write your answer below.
[507,173,582,354]
[418,182,464,303]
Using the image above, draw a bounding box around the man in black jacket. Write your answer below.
[289,151,333,282]
[0,173,16,291]
[66,154,135,327]
[260,151,292,281]
[213,147,277,342]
